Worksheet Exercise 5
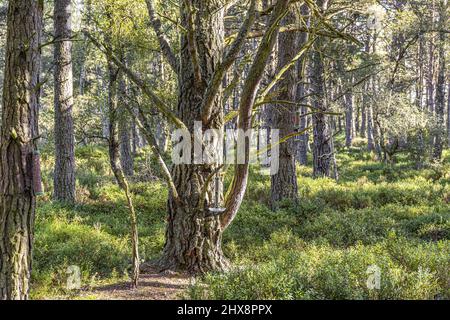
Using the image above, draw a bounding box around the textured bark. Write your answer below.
[159,0,228,273]
[344,89,354,148]
[360,99,367,138]
[367,104,375,152]
[0,0,43,300]
[221,0,291,231]
[270,5,299,209]
[432,1,447,160]
[297,103,310,165]
[131,118,141,155]
[145,0,179,74]
[416,34,425,110]
[78,0,92,95]
[447,82,450,146]
[427,4,436,114]
[296,4,310,166]
[311,48,332,177]
[53,0,76,202]
[160,0,290,272]
[119,116,134,177]
[310,0,332,178]
[118,77,134,176]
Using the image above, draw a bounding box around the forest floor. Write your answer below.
[87,265,190,300]
[31,144,450,300]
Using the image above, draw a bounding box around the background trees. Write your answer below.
[53,0,76,202]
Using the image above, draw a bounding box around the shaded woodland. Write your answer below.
[0,0,449,300]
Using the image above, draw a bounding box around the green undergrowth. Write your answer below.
[31,146,449,300]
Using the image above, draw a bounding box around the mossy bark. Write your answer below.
[0,0,43,300]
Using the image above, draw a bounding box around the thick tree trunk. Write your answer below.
[270,6,299,209]
[53,0,76,202]
[0,0,43,300]
[158,1,228,273]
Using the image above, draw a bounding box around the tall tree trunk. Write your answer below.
[118,76,134,176]
[344,88,354,148]
[53,0,76,202]
[367,104,375,152]
[416,34,425,110]
[131,117,141,155]
[432,0,447,160]
[427,1,436,114]
[0,0,43,300]
[330,119,339,181]
[108,63,139,288]
[311,51,332,175]
[119,116,134,177]
[270,5,299,209]
[447,81,450,146]
[296,4,310,166]
[158,0,228,273]
[310,0,332,177]
[78,0,92,95]
[297,96,309,165]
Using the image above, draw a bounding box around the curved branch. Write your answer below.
[84,30,186,130]
[145,0,179,74]
[220,0,291,230]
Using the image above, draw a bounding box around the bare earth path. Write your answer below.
[88,264,191,300]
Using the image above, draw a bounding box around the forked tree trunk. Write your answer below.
[54,0,76,202]
[139,0,289,274]
[270,5,299,209]
[0,0,43,300]
[158,1,228,273]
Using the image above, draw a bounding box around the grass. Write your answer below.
[30,145,450,300]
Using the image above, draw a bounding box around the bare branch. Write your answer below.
[145,0,180,74]
[84,30,186,130]
[121,98,181,204]
[221,0,292,230]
